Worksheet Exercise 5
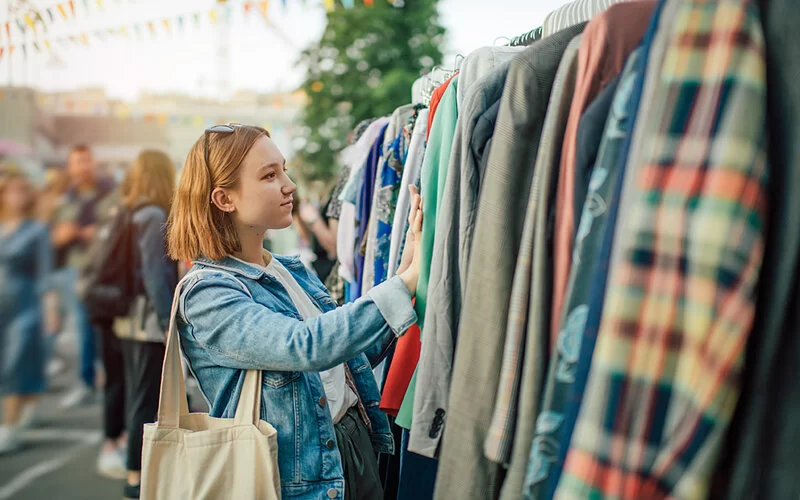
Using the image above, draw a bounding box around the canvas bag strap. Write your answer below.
[157,269,258,428]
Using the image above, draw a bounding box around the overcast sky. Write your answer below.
[0,0,565,101]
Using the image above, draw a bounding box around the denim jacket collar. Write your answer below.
[192,254,307,282]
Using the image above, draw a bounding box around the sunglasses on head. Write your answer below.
[204,123,243,172]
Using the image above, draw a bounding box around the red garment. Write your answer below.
[380,323,421,416]
[550,1,656,345]
[426,74,458,141]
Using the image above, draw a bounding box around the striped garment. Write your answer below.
[554,0,768,499]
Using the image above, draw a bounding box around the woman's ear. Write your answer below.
[211,187,236,213]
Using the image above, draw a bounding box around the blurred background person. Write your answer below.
[292,192,338,282]
[115,150,178,500]
[0,166,60,454]
[51,145,115,410]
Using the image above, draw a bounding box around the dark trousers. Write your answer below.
[121,339,164,472]
[95,322,125,440]
[334,408,384,500]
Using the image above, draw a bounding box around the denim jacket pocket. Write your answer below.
[263,371,300,389]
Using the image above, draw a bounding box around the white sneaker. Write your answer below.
[17,402,40,430]
[59,385,95,409]
[0,426,21,455]
[96,446,127,480]
[46,357,67,378]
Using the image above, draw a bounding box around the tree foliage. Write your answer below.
[295,0,445,182]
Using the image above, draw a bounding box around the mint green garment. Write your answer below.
[396,76,459,429]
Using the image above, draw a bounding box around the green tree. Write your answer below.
[295,0,445,182]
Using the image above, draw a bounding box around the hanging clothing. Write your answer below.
[338,118,391,284]
[555,0,768,497]
[413,58,519,458]
[550,0,657,347]
[364,106,417,295]
[524,55,630,500]
[394,76,460,431]
[455,46,525,109]
[352,125,388,300]
[482,36,583,500]
[433,23,587,500]
[388,109,429,279]
[716,0,800,497]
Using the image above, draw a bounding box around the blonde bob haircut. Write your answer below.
[123,150,175,212]
[0,165,37,220]
[167,125,269,262]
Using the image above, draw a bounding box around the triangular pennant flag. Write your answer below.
[259,1,269,18]
[81,33,89,45]
[177,16,184,31]
[33,41,41,52]
[45,40,52,50]
[82,0,90,13]
[120,26,129,36]
[134,24,142,37]
[9,46,15,55]
[16,20,26,35]
[96,0,104,9]
[24,14,36,31]
[244,2,252,14]
[209,10,217,23]
[47,8,55,22]
[58,4,68,19]
[162,19,171,32]
[147,21,155,34]
[69,1,76,17]
[0,48,4,60]
[363,0,373,5]
[282,0,287,8]
[21,44,27,59]
[36,12,48,32]
[323,0,334,12]
[342,0,354,8]
[193,13,201,25]
[225,6,232,20]
[4,22,10,41]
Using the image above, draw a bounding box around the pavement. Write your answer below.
[0,372,123,500]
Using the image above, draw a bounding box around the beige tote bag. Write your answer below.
[140,272,281,500]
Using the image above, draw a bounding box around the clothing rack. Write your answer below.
[508,26,543,46]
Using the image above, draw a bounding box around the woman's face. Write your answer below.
[229,135,296,232]
[2,178,32,217]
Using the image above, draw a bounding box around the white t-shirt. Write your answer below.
[234,255,359,424]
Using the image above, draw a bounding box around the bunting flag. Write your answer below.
[177,16,184,31]
[21,44,27,59]
[9,46,14,55]
[33,41,40,52]
[209,10,217,23]
[323,0,335,11]
[342,0,354,8]
[0,48,4,61]
[194,13,201,25]
[82,0,90,13]
[44,40,52,51]
[69,1,76,18]
[4,22,10,42]
[81,33,89,45]
[96,0,104,9]
[162,19,171,33]
[364,0,374,5]
[16,20,26,36]
[259,1,269,18]
[58,4,69,20]
[147,21,155,34]
[47,8,56,23]
[244,2,252,14]
[36,11,48,32]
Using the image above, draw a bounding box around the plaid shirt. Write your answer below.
[554,0,768,498]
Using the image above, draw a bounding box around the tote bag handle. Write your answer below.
[157,270,260,428]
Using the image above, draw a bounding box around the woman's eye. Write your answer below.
[264,173,276,180]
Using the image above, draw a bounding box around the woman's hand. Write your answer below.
[399,185,423,296]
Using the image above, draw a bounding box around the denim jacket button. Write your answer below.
[319,396,327,408]
[327,488,339,498]
[326,439,336,450]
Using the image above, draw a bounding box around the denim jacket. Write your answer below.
[177,254,416,499]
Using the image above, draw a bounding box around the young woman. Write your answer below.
[0,168,59,454]
[117,150,178,499]
[166,124,422,500]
